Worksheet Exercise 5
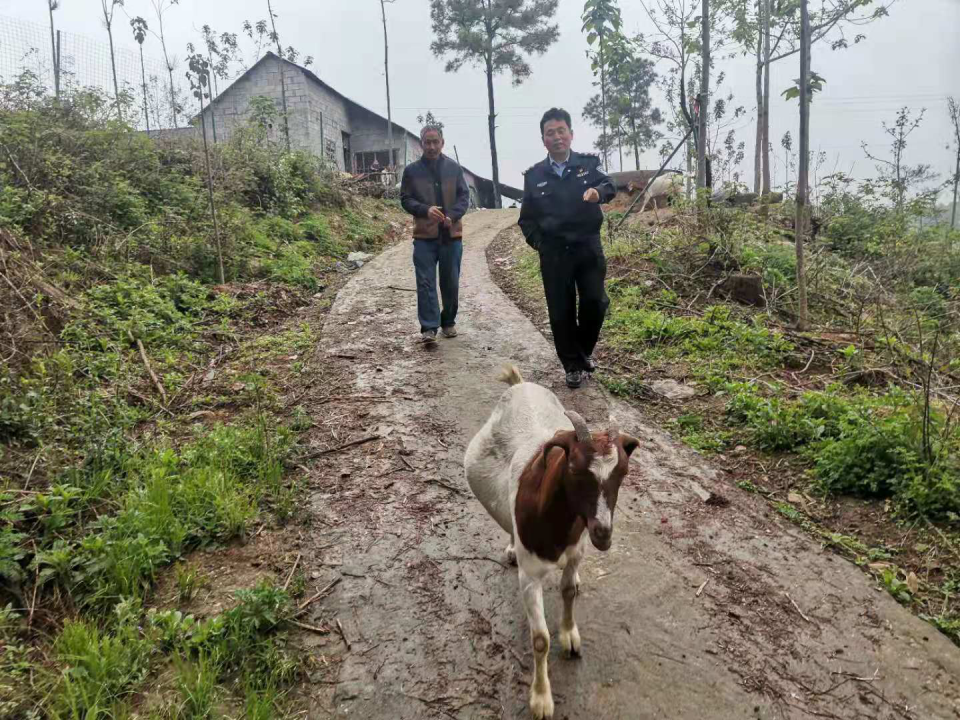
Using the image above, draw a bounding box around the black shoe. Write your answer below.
[565,370,584,389]
[585,356,598,372]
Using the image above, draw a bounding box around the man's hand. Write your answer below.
[428,206,446,223]
[582,187,601,204]
[443,216,453,229]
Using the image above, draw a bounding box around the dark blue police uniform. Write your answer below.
[517,151,617,379]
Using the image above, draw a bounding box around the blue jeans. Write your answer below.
[412,239,462,332]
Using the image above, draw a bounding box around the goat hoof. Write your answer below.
[560,625,581,658]
[529,687,554,719]
[506,546,517,566]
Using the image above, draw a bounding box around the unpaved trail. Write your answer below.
[300,209,960,719]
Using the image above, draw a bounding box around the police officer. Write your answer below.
[518,108,617,389]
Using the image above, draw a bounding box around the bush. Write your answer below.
[724,382,960,515]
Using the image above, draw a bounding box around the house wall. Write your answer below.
[196,56,423,174]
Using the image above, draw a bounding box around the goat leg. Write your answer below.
[559,549,583,658]
[520,567,554,719]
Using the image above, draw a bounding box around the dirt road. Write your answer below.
[300,209,960,719]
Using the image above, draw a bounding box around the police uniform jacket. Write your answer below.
[518,151,617,251]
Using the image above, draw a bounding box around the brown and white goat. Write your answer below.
[463,365,638,719]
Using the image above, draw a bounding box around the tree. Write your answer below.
[637,0,727,189]
[380,0,397,167]
[948,97,960,232]
[696,0,710,190]
[780,129,792,190]
[581,0,622,171]
[794,0,811,330]
[430,0,559,208]
[416,110,445,133]
[266,0,292,152]
[861,107,937,217]
[185,53,225,284]
[131,17,150,131]
[47,0,60,98]
[582,36,661,169]
[150,0,181,128]
[199,26,240,143]
[101,0,124,120]
[731,0,892,195]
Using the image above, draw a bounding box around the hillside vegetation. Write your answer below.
[492,187,960,646]
[0,74,405,718]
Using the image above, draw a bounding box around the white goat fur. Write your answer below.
[463,365,593,720]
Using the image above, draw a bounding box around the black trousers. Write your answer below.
[538,237,610,372]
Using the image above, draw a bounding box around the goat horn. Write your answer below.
[608,418,619,441]
[565,411,592,443]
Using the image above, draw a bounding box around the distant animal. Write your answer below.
[463,365,639,719]
[634,171,686,213]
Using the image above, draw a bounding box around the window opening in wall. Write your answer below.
[341,131,352,172]
[353,149,399,173]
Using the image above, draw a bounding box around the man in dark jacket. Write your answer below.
[518,108,617,388]
[400,125,470,345]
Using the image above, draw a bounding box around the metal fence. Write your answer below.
[0,13,191,131]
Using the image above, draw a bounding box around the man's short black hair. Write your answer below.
[540,108,572,136]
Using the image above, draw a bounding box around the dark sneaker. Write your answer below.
[441,326,458,338]
[421,330,438,345]
[565,370,584,389]
[585,356,598,372]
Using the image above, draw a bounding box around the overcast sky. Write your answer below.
[5,0,960,198]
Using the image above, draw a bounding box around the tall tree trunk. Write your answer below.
[599,30,609,171]
[48,2,59,98]
[140,47,150,131]
[753,0,762,194]
[631,117,640,170]
[795,0,811,330]
[950,150,958,232]
[156,11,179,128]
[381,0,395,167]
[485,55,502,208]
[754,65,762,193]
[617,130,623,171]
[267,0,292,152]
[686,136,694,199]
[198,93,225,284]
[761,0,772,194]
[207,50,218,144]
[696,0,710,190]
[104,8,122,121]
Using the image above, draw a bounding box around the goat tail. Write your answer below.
[498,364,524,387]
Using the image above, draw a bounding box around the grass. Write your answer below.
[497,208,960,646]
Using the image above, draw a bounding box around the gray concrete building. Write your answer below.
[166,51,522,208]
[198,51,421,174]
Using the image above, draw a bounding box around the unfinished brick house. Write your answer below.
[196,51,420,174]
[176,51,521,207]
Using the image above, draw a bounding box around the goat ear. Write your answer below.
[542,431,574,465]
[620,433,640,458]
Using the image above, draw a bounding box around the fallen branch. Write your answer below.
[296,576,342,614]
[387,285,417,292]
[785,592,815,624]
[290,619,329,635]
[129,331,168,405]
[425,476,467,496]
[696,579,709,597]
[282,552,301,591]
[299,435,382,460]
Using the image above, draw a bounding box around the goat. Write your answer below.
[463,365,639,719]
